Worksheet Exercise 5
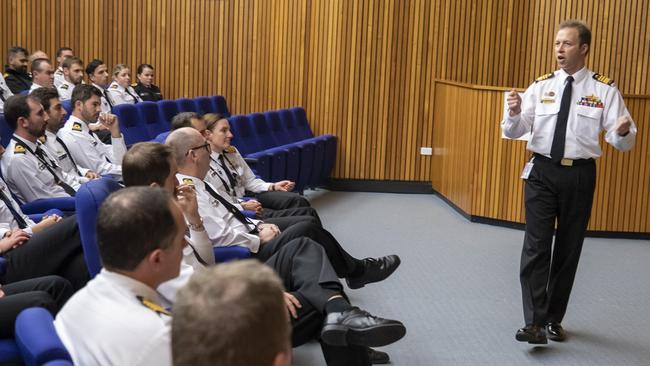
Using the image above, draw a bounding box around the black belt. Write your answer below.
[533,153,594,167]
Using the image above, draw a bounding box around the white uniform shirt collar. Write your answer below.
[92,82,107,91]
[12,134,38,150]
[558,66,588,84]
[109,81,126,91]
[44,129,57,141]
[67,115,91,133]
[100,269,163,303]
[176,173,206,190]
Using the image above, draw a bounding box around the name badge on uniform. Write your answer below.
[540,91,555,104]
[520,161,534,180]
[57,153,68,161]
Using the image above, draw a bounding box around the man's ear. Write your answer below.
[272,350,291,366]
[147,248,164,268]
[17,116,29,129]
[149,182,160,188]
[580,43,589,56]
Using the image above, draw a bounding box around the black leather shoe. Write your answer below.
[515,325,547,344]
[321,307,406,347]
[367,347,390,364]
[346,255,401,289]
[546,322,566,342]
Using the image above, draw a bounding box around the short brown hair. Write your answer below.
[62,56,83,70]
[559,20,591,47]
[172,260,290,366]
[122,142,174,187]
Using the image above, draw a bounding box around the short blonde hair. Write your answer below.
[111,63,129,77]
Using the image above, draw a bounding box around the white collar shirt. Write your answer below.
[176,173,261,253]
[107,81,143,105]
[53,67,65,88]
[0,135,79,202]
[205,149,272,201]
[55,269,172,366]
[28,82,45,93]
[58,115,126,179]
[0,73,14,113]
[0,178,35,238]
[502,67,637,159]
[42,129,90,180]
[92,83,113,113]
[56,79,76,101]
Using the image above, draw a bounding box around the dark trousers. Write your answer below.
[264,212,320,230]
[261,206,323,227]
[256,190,311,210]
[255,222,361,279]
[0,275,73,338]
[265,238,370,366]
[520,158,596,326]
[2,216,89,291]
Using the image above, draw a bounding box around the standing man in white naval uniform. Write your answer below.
[502,20,636,344]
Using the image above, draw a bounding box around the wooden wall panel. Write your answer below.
[432,80,650,233]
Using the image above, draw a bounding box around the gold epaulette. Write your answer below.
[535,72,555,83]
[224,146,237,154]
[13,145,25,154]
[182,178,194,186]
[131,82,138,87]
[3,73,8,78]
[137,296,171,316]
[71,122,83,132]
[593,73,614,86]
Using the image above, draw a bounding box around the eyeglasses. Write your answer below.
[186,142,211,156]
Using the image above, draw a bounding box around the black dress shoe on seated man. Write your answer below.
[515,325,547,344]
[546,322,566,342]
[367,347,390,364]
[346,255,401,289]
[321,307,406,347]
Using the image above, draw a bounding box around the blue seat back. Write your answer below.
[0,340,20,364]
[75,178,122,278]
[249,113,275,150]
[0,114,13,147]
[229,115,260,155]
[137,101,170,138]
[154,131,171,144]
[175,98,198,113]
[290,107,315,139]
[263,110,291,146]
[112,104,150,145]
[156,100,179,128]
[194,97,214,114]
[15,308,72,366]
[210,96,230,117]
[60,101,73,123]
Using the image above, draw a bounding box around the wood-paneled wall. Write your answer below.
[2,0,647,182]
[432,80,650,233]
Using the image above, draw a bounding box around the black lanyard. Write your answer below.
[203,181,258,234]
[12,137,76,196]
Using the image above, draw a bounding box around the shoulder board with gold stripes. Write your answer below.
[535,72,555,83]
[593,73,614,86]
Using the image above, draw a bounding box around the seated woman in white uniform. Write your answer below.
[106,64,143,106]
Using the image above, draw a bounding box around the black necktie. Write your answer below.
[103,90,114,108]
[550,76,574,163]
[125,88,139,104]
[0,182,28,229]
[203,181,258,234]
[55,136,82,176]
[34,146,77,196]
[0,89,6,102]
[217,154,237,190]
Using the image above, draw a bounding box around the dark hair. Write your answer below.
[30,58,52,73]
[56,47,73,58]
[137,64,154,75]
[559,20,591,47]
[4,94,37,130]
[71,84,103,106]
[97,187,177,271]
[30,87,59,111]
[171,112,200,131]
[62,56,83,69]
[123,142,174,187]
[86,59,105,76]
[7,47,28,62]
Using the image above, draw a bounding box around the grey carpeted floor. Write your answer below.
[292,190,650,366]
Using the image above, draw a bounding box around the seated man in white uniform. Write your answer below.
[30,87,101,182]
[0,94,82,202]
[56,57,84,101]
[28,58,55,93]
[58,84,127,179]
[55,187,185,366]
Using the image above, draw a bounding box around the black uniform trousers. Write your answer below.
[256,190,311,210]
[261,206,323,227]
[1,216,89,291]
[0,275,73,338]
[254,221,361,279]
[265,237,370,366]
[520,157,596,326]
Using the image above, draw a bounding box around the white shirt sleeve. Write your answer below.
[59,130,125,178]
[602,86,637,152]
[501,84,536,139]
[234,152,272,193]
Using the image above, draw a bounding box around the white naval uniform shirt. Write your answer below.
[106,81,143,105]
[28,82,45,94]
[42,130,90,181]
[53,67,65,88]
[0,74,14,113]
[54,269,172,366]
[56,79,76,101]
[0,136,80,203]
[204,149,272,204]
[92,82,113,113]
[501,67,637,159]
[0,178,35,238]
[58,115,127,178]
[176,173,261,253]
